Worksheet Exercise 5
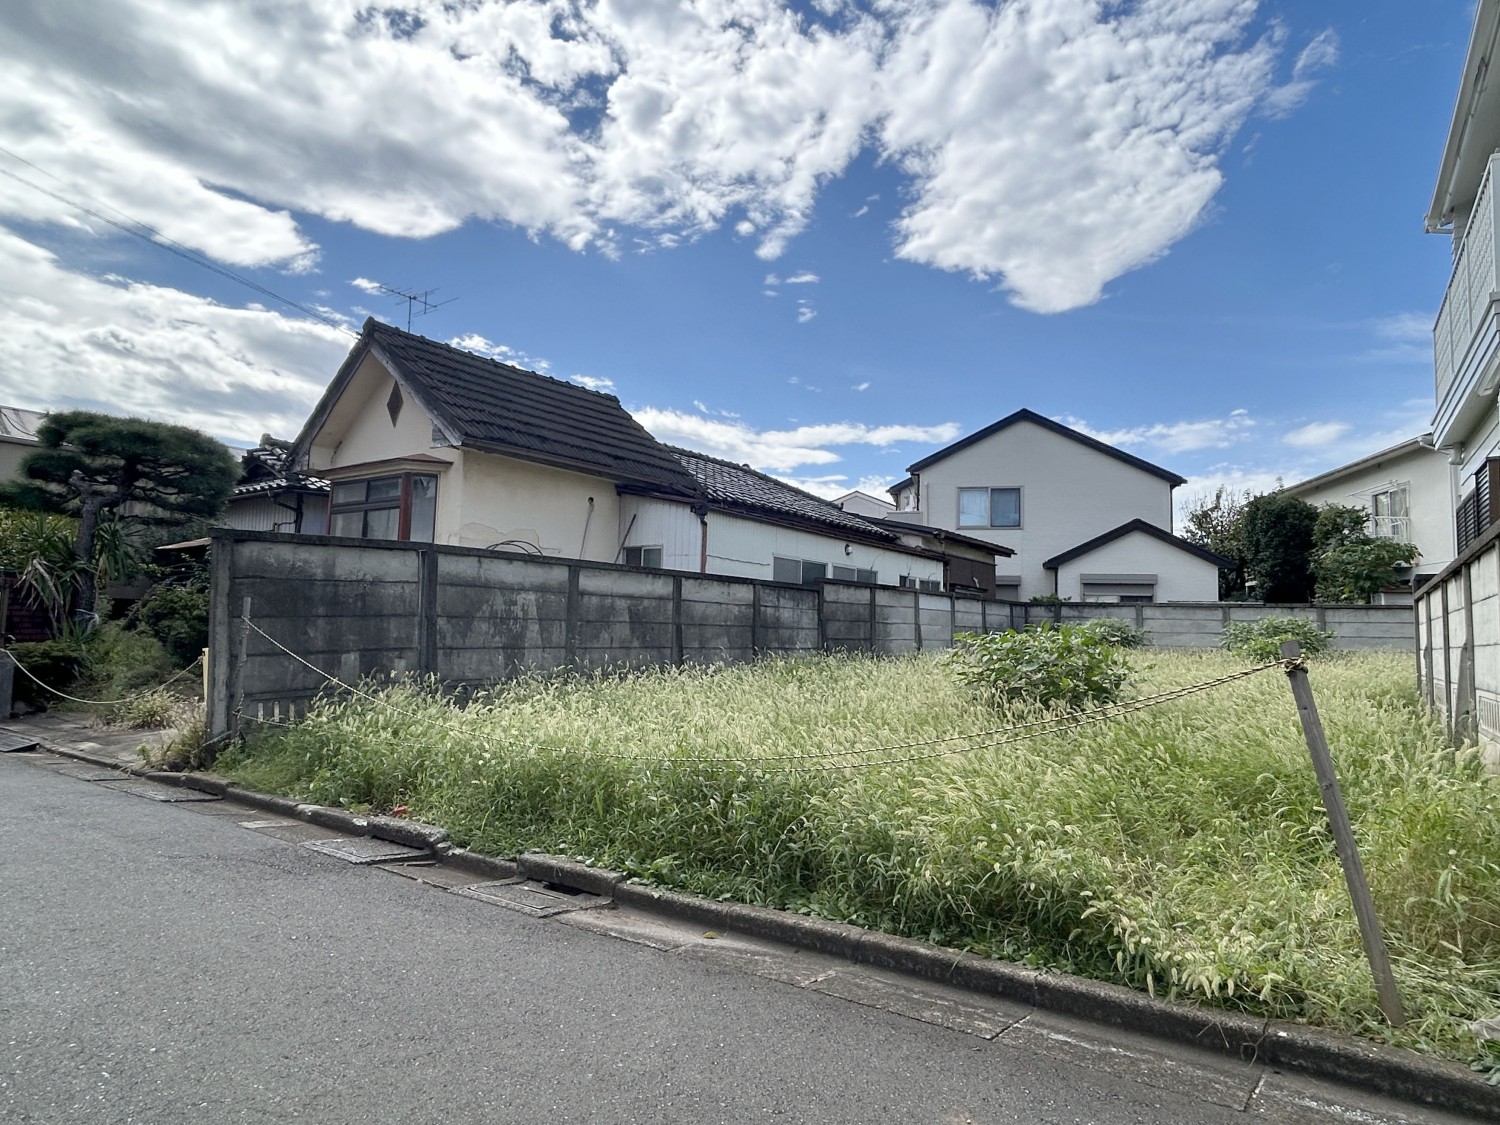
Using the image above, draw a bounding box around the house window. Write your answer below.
[773,556,828,585]
[958,487,1021,528]
[623,545,663,568]
[1369,485,1410,541]
[1080,575,1156,604]
[831,565,878,584]
[898,576,943,592]
[329,473,437,542]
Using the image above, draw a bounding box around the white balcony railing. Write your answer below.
[1434,153,1500,404]
[1370,515,1411,542]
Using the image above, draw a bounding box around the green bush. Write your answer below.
[1078,616,1148,649]
[945,623,1131,711]
[133,581,209,665]
[81,623,178,699]
[5,639,88,706]
[1221,616,1333,663]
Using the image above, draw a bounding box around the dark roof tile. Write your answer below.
[362,319,696,493]
[668,447,899,541]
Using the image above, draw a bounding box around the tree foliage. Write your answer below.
[1180,486,1252,598]
[1310,504,1419,603]
[1239,491,1319,603]
[0,411,238,624]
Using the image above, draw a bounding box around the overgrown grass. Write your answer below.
[216,650,1500,1064]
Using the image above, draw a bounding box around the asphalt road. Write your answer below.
[0,751,1467,1125]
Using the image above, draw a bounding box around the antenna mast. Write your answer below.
[376,284,459,331]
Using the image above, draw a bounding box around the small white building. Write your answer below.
[890,408,1228,602]
[1285,435,1453,601]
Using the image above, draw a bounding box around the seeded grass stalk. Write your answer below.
[217,651,1500,1063]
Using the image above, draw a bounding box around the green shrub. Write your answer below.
[133,581,209,666]
[5,639,88,706]
[1221,616,1333,663]
[111,688,179,730]
[945,623,1131,711]
[81,623,178,698]
[1078,616,1148,649]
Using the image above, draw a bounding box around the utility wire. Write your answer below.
[0,147,354,336]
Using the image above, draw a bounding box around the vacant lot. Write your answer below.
[220,649,1499,1064]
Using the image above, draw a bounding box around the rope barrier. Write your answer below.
[240,618,1289,773]
[3,649,203,707]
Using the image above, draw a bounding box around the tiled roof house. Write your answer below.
[291,320,994,590]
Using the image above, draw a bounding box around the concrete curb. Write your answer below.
[22,748,1500,1121]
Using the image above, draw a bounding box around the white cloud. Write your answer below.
[0,0,1307,315]
[632,407,960,472]
[350,277,385,295]
[763,273,782,286]
[1263,29,1339,118]
[851,204,869,218]
[797,305,818,324]
[852,381,870,391]
[448,333,551,372]
[0,228,348,442]
[571,373,616,392]
[1061,409,1257,455]
[1283,421,1351,447]
[785,271,819,284]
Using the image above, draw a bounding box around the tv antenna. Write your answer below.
[377,284,459,331]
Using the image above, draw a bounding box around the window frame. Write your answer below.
[957,486,1022,529]
[328,471,438,542]
[623,545,664,569]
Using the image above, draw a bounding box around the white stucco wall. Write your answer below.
[1051,531,1220,602]
[1289,443,1455,577]
[906,419,1176,600]
[453,451,621,562]
[620,496,944,586]
[307,353,452,473]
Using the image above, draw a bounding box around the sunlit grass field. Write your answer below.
[218,649,1500,1064]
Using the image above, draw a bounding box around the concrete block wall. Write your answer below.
[208,530,1418,740]
[1415,524,1500,769]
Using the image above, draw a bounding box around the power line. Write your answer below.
[0,147,355,336]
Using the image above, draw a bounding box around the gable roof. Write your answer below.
[297,319,697,494]
[1042,518,1234,570]
[905,408,1187,487]
[668,447,907,545]
[1284,435,1433,497]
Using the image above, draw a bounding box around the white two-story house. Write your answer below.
[1285,436,1453,602]
[1429,0,1500,551]
[889,409,1229,603]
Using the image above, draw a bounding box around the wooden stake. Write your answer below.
[1280,640,1406,1027]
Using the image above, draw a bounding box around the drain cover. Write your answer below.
[453,879,610,918]
[101,780,221,802]
[0,732,39,753]
[52,766,122,781]
[301,837,429,865]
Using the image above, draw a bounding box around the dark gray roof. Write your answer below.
[878,517,1014,557]
[1042,519,1234,570]
[305,319,697,494]
[668,448,902,543]
[233,436,327,497]
[906,408,1187,487]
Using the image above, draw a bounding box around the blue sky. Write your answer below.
[0,0,1476,513]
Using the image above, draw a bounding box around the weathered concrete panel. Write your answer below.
[680,601,754,628]
[578,568,675,598]
[681,579,754,606]
[441,553,572,592]
[576,595,675,626]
